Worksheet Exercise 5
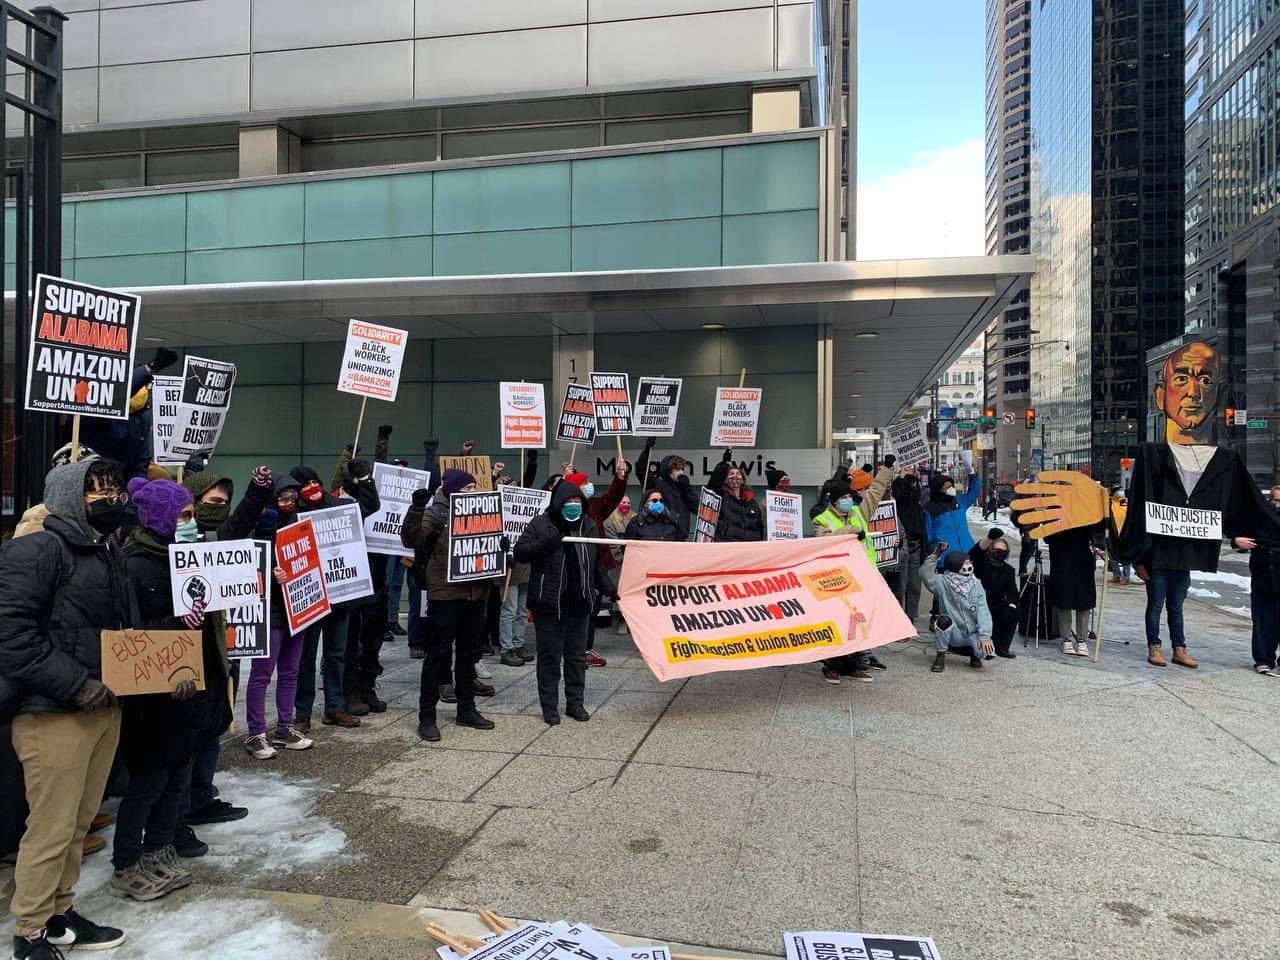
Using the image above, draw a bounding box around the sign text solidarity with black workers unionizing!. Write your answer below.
[25,275,141,421]
[500,485,551,540]
[448,490,507,583]
[590,372,633,435]
[169,355,237,460]
[556,382,597,444]
[337,319,408,402]
[632,376,683,437]
[710,386,763,447]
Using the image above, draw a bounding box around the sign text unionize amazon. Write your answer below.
[25,275,141,420]
[337,319,408,401]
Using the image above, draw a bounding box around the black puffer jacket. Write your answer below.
[623,509,685,541]
[707,456,764,542]
[0,461,132,717]
[122,538,233,770]
[514,483,614,616]
[635,444,697,539]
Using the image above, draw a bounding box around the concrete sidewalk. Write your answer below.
[4,549,1278,960]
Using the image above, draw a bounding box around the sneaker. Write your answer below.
[866,655,887,670]
[480,644,497,657]
[847,670,874,683]
[1254,663,1274,675]
[271,726,314,750]
[1061,639,1074,655]
[473,680,496,697]
[45,909,126,951]
[173,824,208,859]
[474,660,494,680]
[13,931,67,960]
[821,667,842,685]
[389,622,407,636]
[500,651,526,667]
[322,711,361,728]
[410,646,426,660]
[186,798,248,825]
[519,649,535,663]
[616,622,629,636]
[585,651,607,668]
[418,721,441,742]
[108,860,172,902]
[243,734,276,760]
[344,692,371,717]
[456,711,495,730]
[1073,640,1090,658]
[147,846,192,893]
[439,684,457,704]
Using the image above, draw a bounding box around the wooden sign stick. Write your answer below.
[738,367,746,388]
[568,441,578,469]
[352,396,368,458]
[70,415,82,461]
[615,434,624,466]
[1093,493,1111,663]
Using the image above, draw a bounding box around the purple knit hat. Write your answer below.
[440,469,476,496]
[127,477,193,539]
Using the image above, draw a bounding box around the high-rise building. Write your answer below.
[1183,0,1280,482]
[1028,0,1184,480]
[983,0,1032,481]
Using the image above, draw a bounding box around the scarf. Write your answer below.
[943,571,976,598]
[125,525,171,557]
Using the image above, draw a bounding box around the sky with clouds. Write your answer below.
[855,1,984,261]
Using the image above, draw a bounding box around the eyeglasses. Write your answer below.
[86,490,128,506]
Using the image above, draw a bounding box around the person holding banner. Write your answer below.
[112,478,232,902]
[0,459,133,958]
[707,452,764,542]
[400,469,497,743]
[513,481,617,725]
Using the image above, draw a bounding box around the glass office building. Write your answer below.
[1029,0,1184,479]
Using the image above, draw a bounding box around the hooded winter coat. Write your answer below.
[707,459,764,542]
[513,482,614,616]
[0,460,132,717]
[624,506,685,541]
[635,444,698,539]
[923,471,982,554]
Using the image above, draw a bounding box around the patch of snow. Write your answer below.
[1187,587,1221,600]
[1217,605,1252,619]
[1196,570,1252,590]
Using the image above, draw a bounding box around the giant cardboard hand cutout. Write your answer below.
[1011,471,1107,538]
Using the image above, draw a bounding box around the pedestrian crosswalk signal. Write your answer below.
[1024,408,1036,430]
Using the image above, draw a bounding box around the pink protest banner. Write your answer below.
[617,537,914,681]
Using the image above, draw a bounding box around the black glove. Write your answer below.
[856,529,866,541]
[171,679,198,701]
[721,448,733,463]
[184,453,207,475]
[884,454,896,468]
[528,448,539,464]
[860,463,873,474]
[345,459,372,484]
[644,436,657,449]
[73,677,117,712]
[377,424,393,438]
[988,527,1005,541]
[423,438,440,454]
[499,535,511,553]
[412,488,431,507]
[149,347,179,372]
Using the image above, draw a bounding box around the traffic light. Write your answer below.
[1225,406,1236,428]
[1024,407,1036,430]
[983,406,996,419]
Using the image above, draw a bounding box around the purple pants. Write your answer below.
[246,627,304,737]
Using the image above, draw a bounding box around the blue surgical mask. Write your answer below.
[560,502,583,522]
[835,497,854,513]
[581,482,595,498]
[174,518,200,543]
[647,501,666,515]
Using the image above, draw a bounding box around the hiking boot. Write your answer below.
[294,715,312,734]
[566,705,591,722]
[186,798,248,824]
[173,824,208,859]
[1171,646,1199,669]
[361,682,387,713]
[389,622,407,637]
[968,656,983,669]
[500,651,526,667]
[1147,644,1167,667]
[344,691,371,717]
[410,646,426,660]
[108,859,174,902]
[322,711,361,728]
[243,734,276,760]
[456,711,495,731]
[89,812,115,833]
[543,708,561,726]
[13,931,67,960]
[418,721,441,742]
[848,670,874,683]
[519,649,535,663]
[930,652,946,673]
[585,651,607,668]
[45,909,126,951]
[271,726,314,750]
[82,834,106,857]
[148,846,193,892]
[474,659,494,680]
[439,684,457,704]
[821,667,842,685]
[474,681,496,697]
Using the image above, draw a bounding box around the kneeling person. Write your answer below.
[921,547,995,672]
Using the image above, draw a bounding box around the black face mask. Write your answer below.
[991,551,1009,564]
[195,502,230,529]
[86,499,129,536]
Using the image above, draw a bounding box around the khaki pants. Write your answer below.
[9,707,121,936]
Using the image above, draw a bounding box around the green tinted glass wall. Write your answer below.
[25,135,820,287]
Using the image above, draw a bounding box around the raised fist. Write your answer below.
[149,347,179,372]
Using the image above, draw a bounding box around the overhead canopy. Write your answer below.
[10,255,1030,438]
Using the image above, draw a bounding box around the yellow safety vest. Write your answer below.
[814,507,878,566]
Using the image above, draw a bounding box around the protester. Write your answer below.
[921,547,995,673]
[604,496,631,538]
[565,463,629,666]
[80,348,178,481]
[890,473,927,622]
[1046,525,1101,657]
[811,457,895,682]
[765,466,791,492]
[337,457,388,716]
[625,488,685,542]
[983,490,1000,521]
[1106,485,1132,585]
[0,459,132,957]
[636,437,698,538]
[708,451,764,541]
[1244,486,1280,675]
[496,462,539,669]
[969,530,1018,659]
[924,459,983,555]
[1011,508,1039,580]
[401,468,497,742]
[514,481,616,725]
[243,475,315,760]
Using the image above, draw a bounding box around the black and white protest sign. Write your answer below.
[556,382,597,444]
[500,485,551,540]
[885,417,930,466]
[694,488,721,543]
[1144,502,1222,540]
[447,490,506,583]
[632,376,682,437]
[307,503,375,603]
[226,541,271,659]
[25,275,141,421]
[151,375,183,465]
[168,539,261,616]
[169,355,237,460]
[365,463,430,558]
[590,371,632,435]
[784,930,941,960]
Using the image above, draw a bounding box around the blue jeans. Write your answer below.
[934,622,983,656]
[408,587,425,649]
[387,555,406,623]
[499,582,529,651]
[1144,569,1190,648]
[295,609,349,717]
[1252,586,1280,669]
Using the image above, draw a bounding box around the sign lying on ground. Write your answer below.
[500,485,551,541]
[226,541,271,660]
[275,519,330,634]
[365,463,430,558]
[25,275,141,421]
[710,386,762,447]
[499,381,546,448]
[448,490,506,583]
[867,497,901,570]
[168,355,237,460]
[168,539,260,616]
[765,490,803,540]
[590,372,633,435]
[100,629,205,697]
[307,502,374,603]
[694,488,721,542]
[556,382,596,444]
[618,537,915,681]
[785,930,941,960]
[150,375,183,465]
[337,319,408,401]
[632,376,682,437]
[1144,502,1222,541]
[884,417,930,466]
